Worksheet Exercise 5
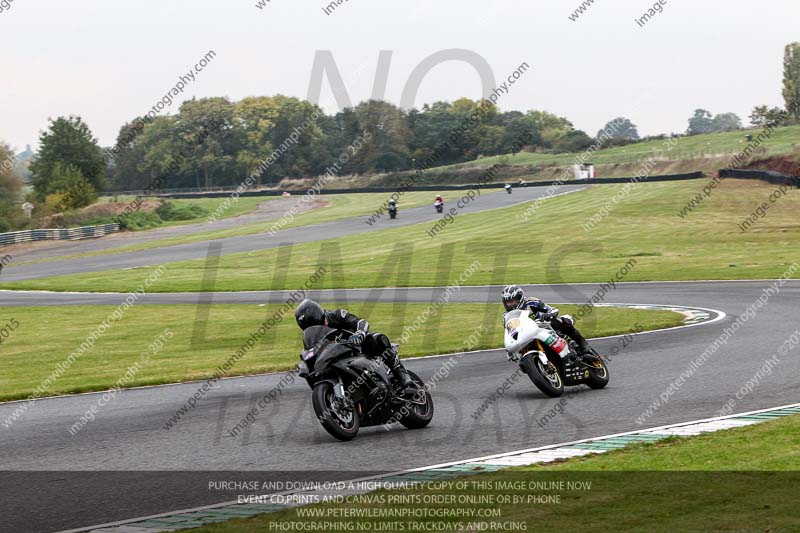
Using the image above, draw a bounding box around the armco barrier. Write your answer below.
[719,168,799,187]
[0,223,120,247]
[114,172,706,199]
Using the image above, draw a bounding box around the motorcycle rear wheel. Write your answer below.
[398,371,434,429]
[585,354,610,389]
[312,382,360,441]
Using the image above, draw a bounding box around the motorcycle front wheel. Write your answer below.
[521,354,564,398]
[312,382,360,441]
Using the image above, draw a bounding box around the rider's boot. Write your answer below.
[387,347,417,396]
[394,365,417,396]
[576,338,591,357]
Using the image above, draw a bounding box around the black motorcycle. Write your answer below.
[298,326,434,441]
[388,205,398,219]
[434,200,444,213]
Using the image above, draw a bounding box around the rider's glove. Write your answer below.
[541,310,558,321]
[350,331,366,346]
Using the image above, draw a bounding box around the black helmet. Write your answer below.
[501,285,524,311]
[295,299,325,330]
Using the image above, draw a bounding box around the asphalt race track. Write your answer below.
[1,185,586,282]
[1,281,799,532]
[2,197,321,266]
[1,187,799,531]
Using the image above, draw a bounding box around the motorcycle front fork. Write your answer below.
[333,381,355,410]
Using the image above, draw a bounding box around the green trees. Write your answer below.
[0,143,23,232]
[236,96,280,186]
[522,110,572,148]
[687,109,742,135]
[498,112,542,154]
[268,96,328,178]
[746,43,800,129]
[687,109,714,135]
[30,116,105,209]
[710,112,742,132]
[49,163,97,208]
[175,97,240,188]
[99,96,597,190]
[783,42,800,119]
[598,117,640,142]
[552,130,594,152]
[108,117,152,191]
[750,106,787,128]
[350,100,412,172]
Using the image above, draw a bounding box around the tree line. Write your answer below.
[2,42,799,233]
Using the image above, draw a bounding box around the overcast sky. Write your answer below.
[1,0,798,151]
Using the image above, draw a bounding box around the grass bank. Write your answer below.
[0,304,680,402]
[6,178,797,293]
[444,124,800,170]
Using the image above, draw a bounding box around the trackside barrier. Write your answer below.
[719,168,799,188]
[109,172,706,199]
[0,224,120,247]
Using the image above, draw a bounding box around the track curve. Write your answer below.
[1,185,586,282]
[1,280,798,531]
[2,184,799,531]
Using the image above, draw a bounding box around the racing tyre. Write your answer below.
[312,381,360,441]
[399,371,434,429]
[521,353,564,398]
[585,353,610,389]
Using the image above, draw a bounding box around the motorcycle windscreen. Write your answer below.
[314,343,353,371]
[303,325,338,350]
[503,310,523,330]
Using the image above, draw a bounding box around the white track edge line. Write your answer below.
[62,400,800,533]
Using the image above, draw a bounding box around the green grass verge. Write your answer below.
[194,414,800,532]
[440,124,800,170]
[0,304,679,402]
[7,178,798,293]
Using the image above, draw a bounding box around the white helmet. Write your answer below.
[501,285,524,311]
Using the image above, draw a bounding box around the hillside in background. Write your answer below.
[273,124,800,190]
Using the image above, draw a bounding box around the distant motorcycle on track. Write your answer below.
[434,195,444,213]
[502,309,609,397]
[298,325,434,441]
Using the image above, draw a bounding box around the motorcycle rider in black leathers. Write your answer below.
[501,285,591,357]
[295,299,417,394]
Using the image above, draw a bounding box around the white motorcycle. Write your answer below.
[503,310,609,397]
